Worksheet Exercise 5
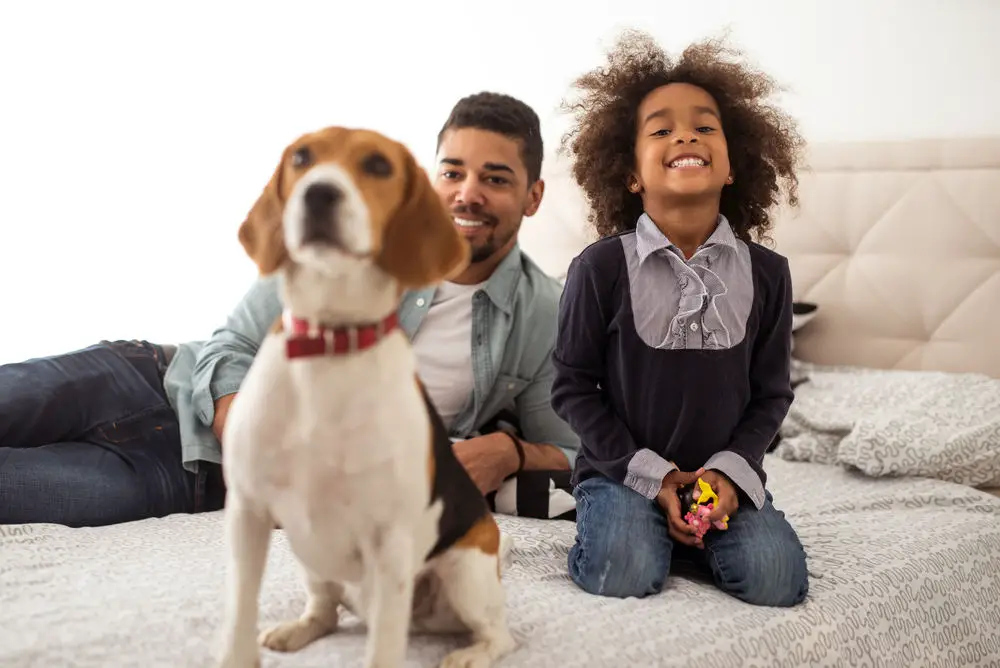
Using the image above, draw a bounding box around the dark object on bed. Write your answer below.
[479,410,576,521]
[792,301,818,331]
[485,469,576,521]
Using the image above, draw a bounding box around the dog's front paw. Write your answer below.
[259,615,338,653]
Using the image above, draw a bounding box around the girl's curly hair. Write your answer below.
[560,29,806,244]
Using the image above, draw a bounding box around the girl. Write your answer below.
[551,30,809,607]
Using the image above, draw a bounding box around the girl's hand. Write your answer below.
[701,470,740,524]
[655,467,706,548]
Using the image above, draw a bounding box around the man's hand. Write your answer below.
[212,393,237,443]
[701,469,739,525]
[452,434,520,495]
[655,467,706,548]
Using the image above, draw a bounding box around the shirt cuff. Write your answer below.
[557,445,577,472]
[704,450,766,510]
[624,449,677,500]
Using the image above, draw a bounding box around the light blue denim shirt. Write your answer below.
[163,244,579,472]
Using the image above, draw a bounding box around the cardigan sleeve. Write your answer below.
[550,255,676,499]
[705,255,794,509]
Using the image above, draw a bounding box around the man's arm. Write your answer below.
[190,275,283,443]
[451,312,579,495]
[519,437,571,471]
[211,394,237,443]
[458,290,581,483]
[509,354,576,471]
[453,358,575,494]
[458,431,565,484]
[468,433,568,472]
[704,256,795,510]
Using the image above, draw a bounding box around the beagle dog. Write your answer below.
[216,127,516,668]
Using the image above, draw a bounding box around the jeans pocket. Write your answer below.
[91,406,177,446]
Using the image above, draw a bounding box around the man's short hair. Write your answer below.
[437,92,544,184]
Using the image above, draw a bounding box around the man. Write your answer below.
[0,92,579,528]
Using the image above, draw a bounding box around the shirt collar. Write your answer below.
[401,244,523,322]
[478,243,522,315]
[634,212,738,264]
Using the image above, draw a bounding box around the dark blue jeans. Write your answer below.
[0,340,221,527]
[568,475,809,606]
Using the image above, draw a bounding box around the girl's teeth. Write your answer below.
[671,158,706,168]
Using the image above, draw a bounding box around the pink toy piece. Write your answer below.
[678,478,730,539]
[683,502,727,539]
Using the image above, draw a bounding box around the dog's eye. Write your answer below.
[292,147,312,168]
[361,152,392,178]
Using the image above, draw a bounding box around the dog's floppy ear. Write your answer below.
[238,149,289,275]
[377,149,469,288]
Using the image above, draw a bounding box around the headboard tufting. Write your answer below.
[519,137,1000,378]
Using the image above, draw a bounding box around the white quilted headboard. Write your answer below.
[519,137,1000,378]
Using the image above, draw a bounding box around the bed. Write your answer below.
[3,137,1000,667]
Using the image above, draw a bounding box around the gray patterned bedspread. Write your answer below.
[2,457,1000,667]
[775,363,1000,488]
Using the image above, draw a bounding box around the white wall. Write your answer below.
[1,0,997,363]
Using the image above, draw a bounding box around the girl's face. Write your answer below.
[629,83,732,204]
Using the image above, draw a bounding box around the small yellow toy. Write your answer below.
[678,478,729,539]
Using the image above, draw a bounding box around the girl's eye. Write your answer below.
[697,126,715,133]
[652,128,671,137]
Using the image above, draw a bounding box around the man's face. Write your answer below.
[632,82,732,202]
[433,127,543,265]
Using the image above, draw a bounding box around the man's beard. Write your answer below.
[451,204,503,264]
[470,239,498,263]
[468,224,518,264]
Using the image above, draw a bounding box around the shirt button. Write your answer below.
[690,322,700,332]
[416,298,426,307]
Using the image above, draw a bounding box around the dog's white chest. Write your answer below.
[222,331,433,581]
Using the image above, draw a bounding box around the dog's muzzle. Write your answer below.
[301,182,344,247]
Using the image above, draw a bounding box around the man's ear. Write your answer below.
[523,178,545,217]
[238,148,289,275]
[376,150,469,288]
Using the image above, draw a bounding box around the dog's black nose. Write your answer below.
[303,182,342,217]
